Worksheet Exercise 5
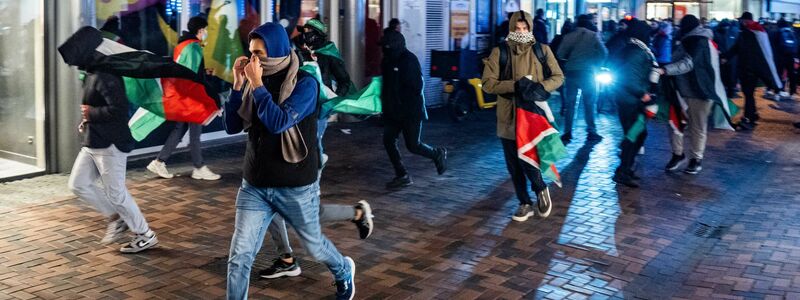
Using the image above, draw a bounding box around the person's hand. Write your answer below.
[641,93,652,102]
[244,55,264,88]
[80,105,90,121]
[232,56,248,91]
[205,68,215,76]
[656,68,665,75]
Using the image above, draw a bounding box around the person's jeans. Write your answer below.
[67,145,150,234]
[226,180,351,300]
[157,122,204,168]
[500,138,547,206]
[317,117,329,155]
[383,118,437,177]
[563,70,598,135]
[670,97,713,160]
[267,204,356,256]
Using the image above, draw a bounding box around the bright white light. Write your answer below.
[595,71,613,84]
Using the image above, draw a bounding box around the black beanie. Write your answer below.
[187,16,208,35]
[679,15,700,36]
[740,12,753,21]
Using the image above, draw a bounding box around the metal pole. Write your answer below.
[342,0,365,87]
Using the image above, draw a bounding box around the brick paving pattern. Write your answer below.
[0,91,799,299]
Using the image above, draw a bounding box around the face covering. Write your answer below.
[303,31,325,49]
[199,29,208,41]
[507,31,534,44]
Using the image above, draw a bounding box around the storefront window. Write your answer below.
[0,0,46,179]
[708,0,741,20]
[647,3,673,20]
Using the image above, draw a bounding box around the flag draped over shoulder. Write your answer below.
[300,62,382,116]
[58,26,220,141]
[515,101,568,187]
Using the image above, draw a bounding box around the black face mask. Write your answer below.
[303,32,325,49]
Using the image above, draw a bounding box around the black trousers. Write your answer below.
[616,101,647,174]
[383,118,436,177]
[739,70,760,120]
[500,138,547,206]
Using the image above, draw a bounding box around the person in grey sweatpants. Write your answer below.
[67,71,158,254]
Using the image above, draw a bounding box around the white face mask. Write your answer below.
[199,29,208,41]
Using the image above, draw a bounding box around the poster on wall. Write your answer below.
[450,0,470,40]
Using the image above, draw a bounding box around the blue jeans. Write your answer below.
[226,180,351,300]
[318,117,328,155]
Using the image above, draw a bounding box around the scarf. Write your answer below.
[507,31,535,45]
[238,50,308,163]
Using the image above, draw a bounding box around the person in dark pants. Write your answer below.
[723,12,782,128]
[380,30,448,189]
[481,11,565,221]
[607,20,659,188]
[772,18,798,100]
[533,8,549,44]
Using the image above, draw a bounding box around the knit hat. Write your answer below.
[740,12,753,21]
[679,14,700,36]
[187,16,208,34]
[304,19,327,36]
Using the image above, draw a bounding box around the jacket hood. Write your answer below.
[627,20,652,44]
[248,22,291,58]
[508,11,534,33]
[682,26,713,40]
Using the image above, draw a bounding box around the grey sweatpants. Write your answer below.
[267,204,355,255]
[670,97,714,160]
[157,122,204,168]
[67,145,150,234]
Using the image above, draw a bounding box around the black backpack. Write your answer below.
[779,28,798,54]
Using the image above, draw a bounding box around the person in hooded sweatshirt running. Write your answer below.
[146,16,221,181]
[607,20,660,188]
[656,15,723,175]
[722,12,783,129]
[222,22,355,300]
[380,30,448,189]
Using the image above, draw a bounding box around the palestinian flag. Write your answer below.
[516,102,568,187]
[744,20,783,90]
[301,62,382,117]
[708,38,739,131]
[58,26,219,140]
[625,103,658,143]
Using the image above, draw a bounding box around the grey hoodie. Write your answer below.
[664,26,720,101]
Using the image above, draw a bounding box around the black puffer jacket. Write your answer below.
[81,72,136,152]
[380,31,426,121]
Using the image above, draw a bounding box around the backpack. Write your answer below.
[498,42,551,81]
[779,28,798,54]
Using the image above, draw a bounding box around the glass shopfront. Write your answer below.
[0,0,46,180]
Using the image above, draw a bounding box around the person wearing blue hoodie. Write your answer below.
[221,23,355,300]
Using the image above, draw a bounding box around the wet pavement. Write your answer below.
[1,90,799,299]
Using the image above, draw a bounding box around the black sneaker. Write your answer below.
[665,154,686,172]
[120,230,158,253]
[352,200,374,240]
[586,132,603,142]
[259,255,302,279]
[434,147,448,175]
[385,175,413,189]
[512,204,535,222]
[684,159,702,175]
[612,170,640,188]
[334,257,356,300]
[536,188,552,218]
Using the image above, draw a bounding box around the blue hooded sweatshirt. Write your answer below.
[223,22,318,135]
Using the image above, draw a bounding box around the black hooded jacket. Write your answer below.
[380,31,426,120]
[608,21,656,103]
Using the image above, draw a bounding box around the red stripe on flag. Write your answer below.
[161,78,219,125]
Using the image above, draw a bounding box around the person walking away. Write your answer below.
[380,30,448,189]
[221,22,355,300]
[147,16,220,180]
[557,14,608,143]
[67,71,159,253]
[607,20,660,188]
[482,10,565,221]
[657,15,723,175]
[722,12,782,129]
[533,9,549,44]
[772,18,798,100]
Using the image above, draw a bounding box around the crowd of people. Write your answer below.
[63,9,799,300]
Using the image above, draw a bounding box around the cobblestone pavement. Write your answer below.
[1,91,799,299]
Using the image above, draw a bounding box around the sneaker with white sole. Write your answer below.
[536,188,552,218]
[147,160,174,179]
[353,200,374,239]
[512,204,535,222]
[101,216,128,244]
[334,257,356,300]
[120,230,158,253]
[191,166,221,181]
[259,255,302,279]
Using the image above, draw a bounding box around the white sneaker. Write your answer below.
[321,153,329,168]
[764,90,776,99]
[120,230,158,253]
[101,216,128,244]
[192,166,221,180]
[779,91,791,100]
[147,160,174,179]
